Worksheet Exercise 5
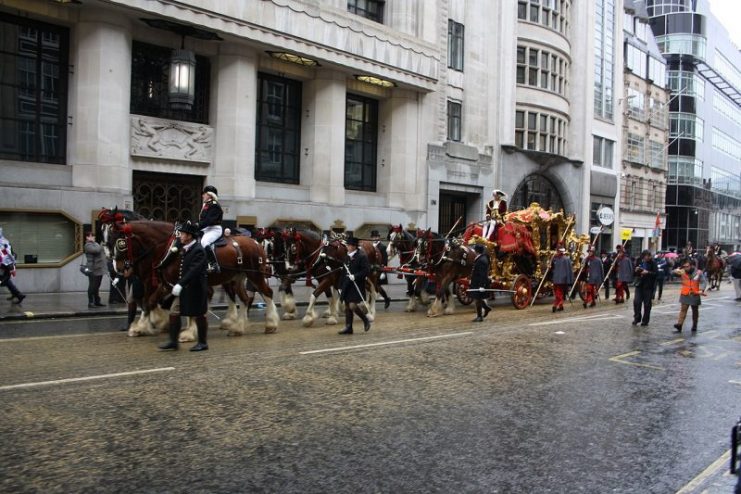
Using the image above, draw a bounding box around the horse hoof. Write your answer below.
[301,317,314,328]
[282,313,296,321]
[325,317,338,325]
[264,327,277,334]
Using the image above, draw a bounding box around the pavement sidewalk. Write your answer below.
[0,279,413,322]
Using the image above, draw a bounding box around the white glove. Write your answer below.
[171,284,183,297]
[112,278,120,286]
[478,287,485,292]
[380,273,386,280]
[348,274,355,281]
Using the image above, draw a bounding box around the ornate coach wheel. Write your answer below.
[511,274,532,310]
[455,280,473,306]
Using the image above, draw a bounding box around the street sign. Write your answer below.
[590,226,602,234]
[597,206,614,226]
[621,228,633,241]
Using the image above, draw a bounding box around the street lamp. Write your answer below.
[169,37,196,110]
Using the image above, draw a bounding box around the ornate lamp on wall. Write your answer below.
[169,39,196,110]
[140,18,222,111]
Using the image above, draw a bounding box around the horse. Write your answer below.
[387,224,430,312]
[303,238,386,326]
[280,228,343,326]
[414,230,476,317]
[704,246,725,290]
[99,210,279,339]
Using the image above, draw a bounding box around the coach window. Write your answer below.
[255,72,302,184]
[0,13,69,164]
[0,210,79,266]
[345,94,378,192]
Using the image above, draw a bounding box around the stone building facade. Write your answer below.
[1,0,633,292]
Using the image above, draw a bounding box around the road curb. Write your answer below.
[0,298,409,322]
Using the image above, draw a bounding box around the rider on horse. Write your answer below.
[199,185,224,273]
[482,189,507,241]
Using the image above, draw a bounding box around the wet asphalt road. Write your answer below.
[1,287,739,493]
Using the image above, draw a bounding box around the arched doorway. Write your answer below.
[510,174,564,212]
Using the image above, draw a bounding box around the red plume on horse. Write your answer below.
[98,208,279,340]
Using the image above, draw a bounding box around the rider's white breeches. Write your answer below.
[200,226,223,248]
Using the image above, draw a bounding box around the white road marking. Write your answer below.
[0,367,175,391]
[528,313,624,326]
[675,450,731,494]
[299,332,473,355]
[0,332,121,343]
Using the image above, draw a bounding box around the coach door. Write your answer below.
[132,171,202,222]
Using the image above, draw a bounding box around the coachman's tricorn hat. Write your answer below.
[202,185,218,195]
[179,221,200,236]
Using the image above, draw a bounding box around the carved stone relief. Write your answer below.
[130,115,213,163]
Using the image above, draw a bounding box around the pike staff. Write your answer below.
[529,214,575,308]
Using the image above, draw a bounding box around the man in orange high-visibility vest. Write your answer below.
[672,259,707,333]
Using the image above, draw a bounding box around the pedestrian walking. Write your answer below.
[653,253,667,302]
[338,237,371,335]
[84,231,107,308]
[0,228,25,304]
[551,246,573,312]
[614,245,633,304]
[632,250,658,326]
[159,221,210,351]
[672,259,707,333]
[583,247,603,308]
[470,243,492,322]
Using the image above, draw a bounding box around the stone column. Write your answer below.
[386,89,420,210]
[212,44,258,199]
[304,71,346,206]
[70,9,131,192]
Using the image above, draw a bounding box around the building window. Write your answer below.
[447,100,462,142]
[647,0,693,16]
[648,140,666,170]
[670,113,703,141]
[255,73,302,184]
[625,43,647,78]
[447,20,465,71]
[713,93,741,126]
[594,0,615,120]
[647,56,666,88]
[0,211,78,265]
[626,87,646,120]
[648,96,668,129]
[711,127,741,160]
[515,109,567,155]
[516,45,568,96]
[667,70,704,100]
[345,94,378,192]
[592,136,614,168]
[655,34,706,59]
[0,14,69,164]
[517,0,570,35]
[130,41,210,124]
[668,157,703,185]
[626,133,645,164]
[347,0,384,23]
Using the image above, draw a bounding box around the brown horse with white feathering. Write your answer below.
[704,245,725,290]
[98,208,279,340]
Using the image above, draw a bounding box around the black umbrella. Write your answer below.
[728,253,741,270]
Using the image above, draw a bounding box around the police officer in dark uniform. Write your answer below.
[338,237,371,334]
[159,221,210,352]
[199,185,224,273]
[470,243,492,322]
